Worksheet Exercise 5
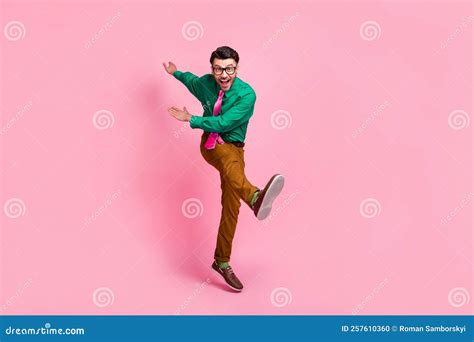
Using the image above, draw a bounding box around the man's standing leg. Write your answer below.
[214,173,240,265]
[214,146,259,262]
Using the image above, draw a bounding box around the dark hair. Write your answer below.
[210,46,239,65]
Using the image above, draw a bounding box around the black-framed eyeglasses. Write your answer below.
[212,65,236,75]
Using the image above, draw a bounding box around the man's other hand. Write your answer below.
[168,106,192,122]
[163,61,177,75]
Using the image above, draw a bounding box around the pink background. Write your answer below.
[1,0,472,315]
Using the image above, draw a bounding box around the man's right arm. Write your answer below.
[172,71,205,102]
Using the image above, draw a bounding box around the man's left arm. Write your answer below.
[189,91,256,133]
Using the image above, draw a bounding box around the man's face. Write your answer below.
[211,58,238,92]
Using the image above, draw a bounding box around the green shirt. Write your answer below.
[173,70,256,142]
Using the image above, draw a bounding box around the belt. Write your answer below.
[228,141,245,148]
[202,133,244,148]
[226,141,245,147]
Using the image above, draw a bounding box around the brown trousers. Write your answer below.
[199,132,259,263]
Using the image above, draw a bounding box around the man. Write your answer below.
[163,46,284,291]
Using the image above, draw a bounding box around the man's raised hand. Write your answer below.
[163,61,177,75]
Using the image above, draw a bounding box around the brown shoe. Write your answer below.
[211,261,244,292]
[252,174,285,220]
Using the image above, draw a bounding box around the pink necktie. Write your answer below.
[204,90,225,150]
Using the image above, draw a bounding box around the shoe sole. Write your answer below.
[256,175,285,220]
[211,265,243,292]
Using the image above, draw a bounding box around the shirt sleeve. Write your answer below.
[189,91,256,133]
[173,70,206,103]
